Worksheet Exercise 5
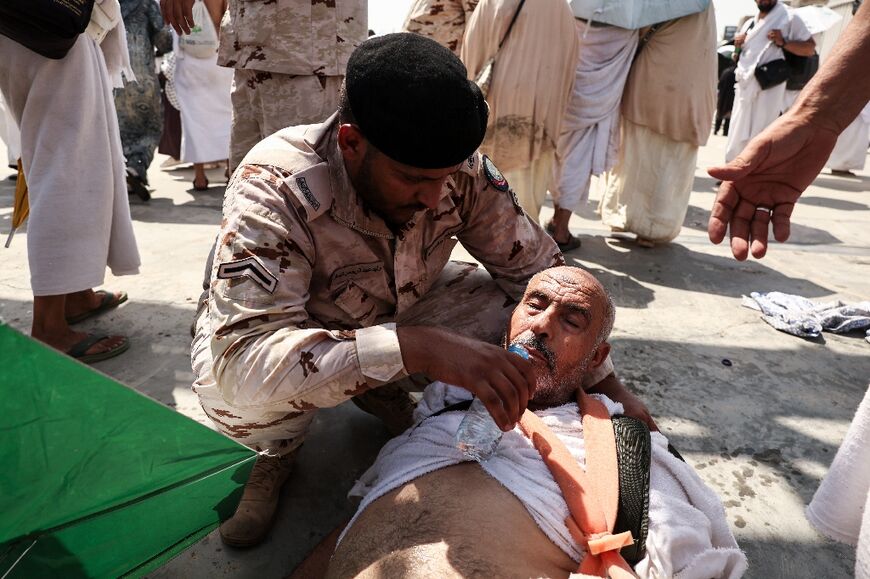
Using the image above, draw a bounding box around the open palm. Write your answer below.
[707,114,839,260]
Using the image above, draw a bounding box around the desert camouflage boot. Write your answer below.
[219,450,297,548]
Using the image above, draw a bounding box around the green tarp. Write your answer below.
[0,324,256,577]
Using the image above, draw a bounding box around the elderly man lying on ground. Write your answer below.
[326,266,747,578]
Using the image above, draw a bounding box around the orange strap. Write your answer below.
[518,390,638,578]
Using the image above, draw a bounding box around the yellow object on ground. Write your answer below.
[5,158,28,248]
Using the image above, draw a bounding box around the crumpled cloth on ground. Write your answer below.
[342,382,747,578]
[742,292,870,342]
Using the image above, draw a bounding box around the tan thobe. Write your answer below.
[599,6,717,243]
[460,0,578,221]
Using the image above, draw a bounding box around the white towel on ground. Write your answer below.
[742,291,870,341]
[344,381,747,578]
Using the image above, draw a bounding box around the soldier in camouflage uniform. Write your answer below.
[189,34,641,548]
[403,0,478,55]
[160,0,367,170]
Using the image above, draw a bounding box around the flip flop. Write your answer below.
[66,290,128,324]
[67,334,130,364]
[555,233,582,252]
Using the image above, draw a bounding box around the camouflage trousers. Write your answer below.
[229,70,343,169]
[192,261,518,456]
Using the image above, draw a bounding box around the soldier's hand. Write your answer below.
[398,326,537,431]
[161,0,196,35]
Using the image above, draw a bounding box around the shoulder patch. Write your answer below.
[482,155,509,192]
[217,256,278,293]
[284,162,333,222]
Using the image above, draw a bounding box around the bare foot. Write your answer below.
[64,289,123,319]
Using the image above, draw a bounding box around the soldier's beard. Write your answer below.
[354,149,426,227]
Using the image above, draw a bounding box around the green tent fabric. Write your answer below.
[0,323,256,577]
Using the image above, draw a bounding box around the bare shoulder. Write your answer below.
[327,463,575,578]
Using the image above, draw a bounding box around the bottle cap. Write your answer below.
[507,344,530,360]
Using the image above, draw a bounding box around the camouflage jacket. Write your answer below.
[217,0,367,76]
[196,114,562,410]
[403,0,478,55]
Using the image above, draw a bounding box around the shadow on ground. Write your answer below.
[565,235,833,309]
[682,204,843,246]
[612,335,866,579]
[798,196,869,211]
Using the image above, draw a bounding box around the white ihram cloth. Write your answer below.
[86,0,136,88]
[550,22,638,210]
[345,382,747,578]
[0,33,140,295]
[174,35,233,163]
[0,94,21,166]
[725,3,811,162]
[599,122,698,242]
[827,103,870,172]
[503,151,554,224]
[807,385,870,578]
[599,6,716,243]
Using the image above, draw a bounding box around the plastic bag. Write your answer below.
[178,0,218,59]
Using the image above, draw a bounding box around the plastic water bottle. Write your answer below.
[455,344,530,462]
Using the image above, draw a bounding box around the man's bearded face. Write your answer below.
[509,333,597,407]
[506,267,610,408]
[350,144,459,227]
[756,0,777,14]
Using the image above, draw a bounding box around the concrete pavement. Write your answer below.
[0,134,867,578]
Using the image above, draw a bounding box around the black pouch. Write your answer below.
[0,0,96,59]
[754,58,790,90]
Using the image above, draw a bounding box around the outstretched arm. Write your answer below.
[708,3,870,260]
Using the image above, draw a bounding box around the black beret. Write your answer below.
[345,33,488,169]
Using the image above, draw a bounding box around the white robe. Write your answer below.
[806,385,870,578]
[550,22,638,210]
[344,382,748,579]
[827,103,870,172]
[174,34,233,163]
[0,94,21,167]
[725,3,811,162]
[0,34,140,295]
[599,121,698,242]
